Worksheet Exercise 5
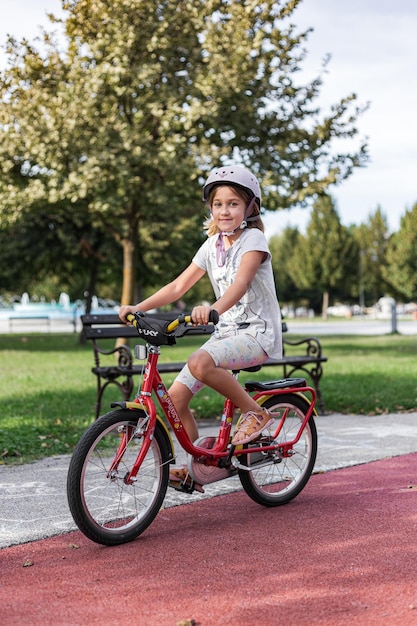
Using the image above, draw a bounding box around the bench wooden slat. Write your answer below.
[82,314,214,340]
[86,326,139,339]
[93,358,327,376]
[265,356,326,366]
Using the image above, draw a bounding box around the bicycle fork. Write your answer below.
[107,397,168,486]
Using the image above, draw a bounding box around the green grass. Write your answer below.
[1,331,417,465]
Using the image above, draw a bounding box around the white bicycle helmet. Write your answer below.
[203,165,261,207]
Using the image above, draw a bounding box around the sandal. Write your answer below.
[169,465,205,494]
[231,409,274,446]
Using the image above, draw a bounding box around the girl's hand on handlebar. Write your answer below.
[119,305,137,324]
[191,305,217,325]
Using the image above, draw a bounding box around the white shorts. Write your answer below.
[174,333,268,396]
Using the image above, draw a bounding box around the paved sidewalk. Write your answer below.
[1,411,417,549]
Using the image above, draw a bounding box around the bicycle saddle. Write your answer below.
[244,377,306,391]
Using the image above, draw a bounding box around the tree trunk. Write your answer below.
[116,232,138,350]
[78,261,99,345]
[322,291,329,320]
[121,235,137,306]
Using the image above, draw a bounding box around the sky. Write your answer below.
[0,0,416,239]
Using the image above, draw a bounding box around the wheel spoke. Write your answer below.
[67,411,170,545]
[238,394,317,506]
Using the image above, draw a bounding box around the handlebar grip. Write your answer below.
[126,312,139,326]
[178,310,219,325]
[208,310,219,325]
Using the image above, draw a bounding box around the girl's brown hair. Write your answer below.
[204,184,264,237]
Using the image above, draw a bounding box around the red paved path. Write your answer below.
[1,453,417,626]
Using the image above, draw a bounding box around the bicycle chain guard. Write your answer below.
[188,436,235,485]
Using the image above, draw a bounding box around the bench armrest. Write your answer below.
[92,341,133,369]
[283,336,323,359]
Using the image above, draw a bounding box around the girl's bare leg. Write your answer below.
[168,382,199,442]
[169,349,268,447]
[187,349,265,414]
[167,381,205,492]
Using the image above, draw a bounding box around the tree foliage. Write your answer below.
[288,194,358,316]
[0,205,120,302]
[0,0,368,305]
[351,207,390,306]
[383,202,417,300]
[269,226,306,304]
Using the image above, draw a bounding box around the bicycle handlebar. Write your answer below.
[126,309,219,334]
[172,309,219,331]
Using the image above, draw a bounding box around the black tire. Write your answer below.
[238,393,317,507]
[67,409,170,545]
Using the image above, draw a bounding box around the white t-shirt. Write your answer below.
[193,228,282,359]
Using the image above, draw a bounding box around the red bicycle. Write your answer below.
[67,311,317,545]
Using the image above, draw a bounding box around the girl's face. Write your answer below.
[210,186,246,234]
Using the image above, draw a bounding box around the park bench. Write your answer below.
[8,311,78,332]
[9,314,51,332]
[81,313,327,418]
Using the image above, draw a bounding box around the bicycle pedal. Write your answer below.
[168,479,204,495]
[168,480,191,493]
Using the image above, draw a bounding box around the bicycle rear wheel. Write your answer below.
[238,393,317,506]
[67,409,171,545]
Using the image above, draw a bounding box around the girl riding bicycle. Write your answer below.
[119,165,282,489]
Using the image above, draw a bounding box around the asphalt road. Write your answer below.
[286,318,417,335]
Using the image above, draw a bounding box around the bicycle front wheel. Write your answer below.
[238,393,317,507]
[67,409,171,545]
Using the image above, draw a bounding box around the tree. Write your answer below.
[0,205,120,305]
[383,202,417,300]
[269,226,306,306]
[289,193,358,317]
[351,207,390,308]
[0,0,368,305]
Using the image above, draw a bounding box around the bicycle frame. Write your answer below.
[119,343,317,484]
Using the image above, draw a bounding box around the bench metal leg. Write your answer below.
[94,376,134,419]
